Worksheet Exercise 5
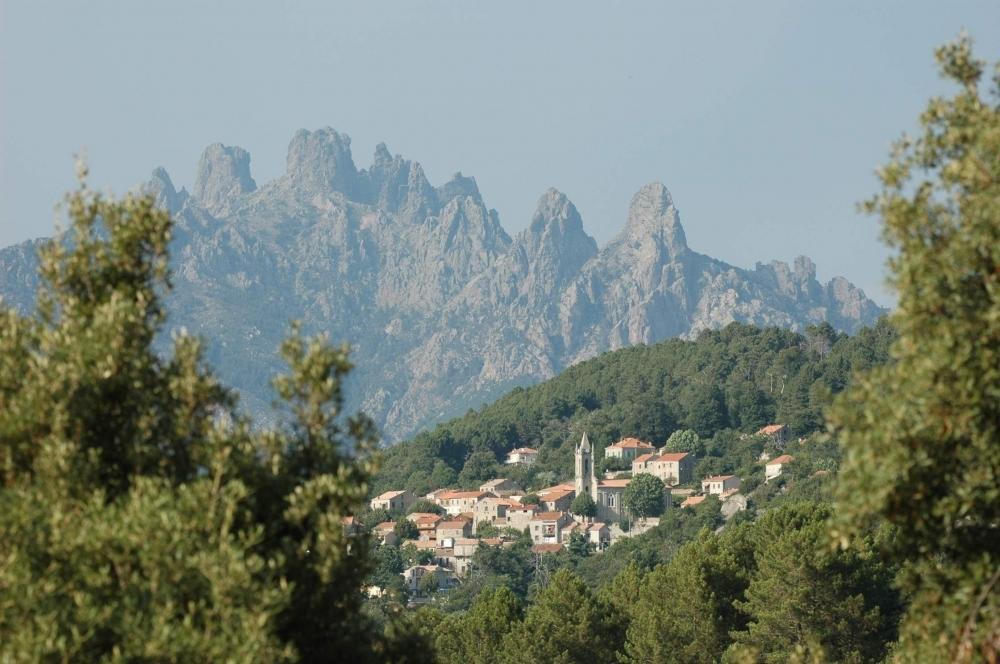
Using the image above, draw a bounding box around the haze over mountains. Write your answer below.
[0,128,886,441]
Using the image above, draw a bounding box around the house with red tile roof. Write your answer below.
[757,423,789,446]
[765,454,795,481]
[604,437,656,461]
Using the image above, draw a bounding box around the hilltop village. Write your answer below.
[359,425,798,599]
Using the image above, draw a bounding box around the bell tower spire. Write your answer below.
[575,433,594,499]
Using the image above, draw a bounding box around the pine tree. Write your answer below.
[435,586,522,664]
[500,569,622,664]
[624,530,748,663]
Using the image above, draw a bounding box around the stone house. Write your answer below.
[436,518,472,541]
[505,504,537,533]
[479,478,522,496]
[407,512,442,541]
[374,521,400,546]
[702,475,742,495]
[369,489,415,513]
[633,451,693,486]
[529,511,573,545]
[588,522,611,551]
[538,486,575,512]
[437,490,489,515]
[401,565,457,594]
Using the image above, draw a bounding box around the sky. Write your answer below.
[2,2,998,306]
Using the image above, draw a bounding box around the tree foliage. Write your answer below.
[570,491,597,518]
[829,35,1000,662]
[0,175,418,661]
[499,569,622,664]
[622,473,666,519]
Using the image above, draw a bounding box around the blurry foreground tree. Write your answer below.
[0,170,419,661]
[829,35,999,663]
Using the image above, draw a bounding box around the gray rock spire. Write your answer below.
[192,144,256,215]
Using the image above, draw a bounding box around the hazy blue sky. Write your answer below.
[2,2,998,305]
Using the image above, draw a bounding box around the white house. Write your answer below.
[505,447,539,465]
[765,454,794,481]
[701,475,742,495]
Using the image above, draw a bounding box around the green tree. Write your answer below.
[520,493,541,506]
[624,530,748,663]
[408,498,445,515]
[458,450,499,487]
[418,572,439,597]
[728,507,899,663]
[828,35,1000,663]
[0,175,421,661]
[500,569,622,664]
[570,491,597,519]
[622,473,666,520]
[394,518,420,541]
[435,587,522,664]
[664,428,703,456]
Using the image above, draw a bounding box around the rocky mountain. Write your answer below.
[0,128,886,441]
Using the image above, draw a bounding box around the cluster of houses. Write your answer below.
[368,424,794,596]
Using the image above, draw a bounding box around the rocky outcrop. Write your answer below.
[0,127,887,441]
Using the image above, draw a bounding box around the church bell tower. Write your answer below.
[575,433,596,500]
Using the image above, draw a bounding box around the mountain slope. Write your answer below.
[0,128,887,441]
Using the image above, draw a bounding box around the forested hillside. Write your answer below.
[373,320,895,496]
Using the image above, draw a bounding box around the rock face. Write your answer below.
[0,128,887,441]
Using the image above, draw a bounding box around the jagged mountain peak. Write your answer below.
[0,129,887,443]
[285,127,359,195]
[619,181,687,255]
[192,143,256,214]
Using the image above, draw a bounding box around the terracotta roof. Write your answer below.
[539,482,575,494]
[373,490,407,501]
[608,437,656,450]
[375,521,396,531]
[530,511,567,521]
[412,515,442,527]
[758,424,787,435]
[508,447,538,455]
[437,520,471,530]
[768,454,794,465]
[598,479,631,488]
[633,453,657,464]
[454,538,480,546]
[703,475,736,482]
[540,488,574,501]
[656,452,690,462]
[409,512,441,520]
[439,490,489,500]
[531,543,564,554]
[720,488,741,499]
[681,495,707,508]
[588,522,607,531]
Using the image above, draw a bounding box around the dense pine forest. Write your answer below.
[372,320,895,497]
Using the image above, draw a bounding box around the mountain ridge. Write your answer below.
[0,127,887,441]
